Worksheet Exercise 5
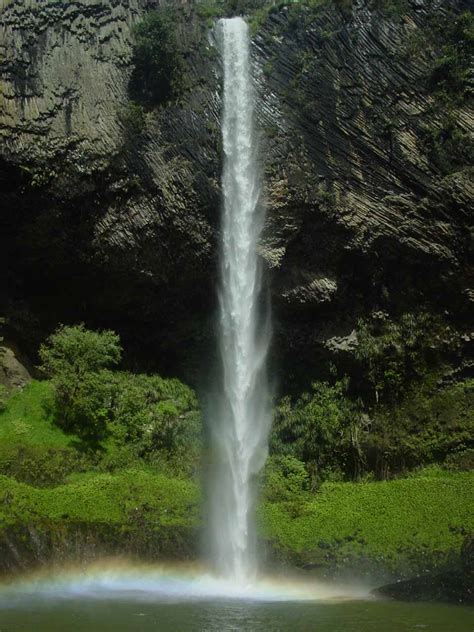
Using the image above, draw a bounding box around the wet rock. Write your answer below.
[375,535,474,605]
[0,344,32,391]
[374,570,473,605]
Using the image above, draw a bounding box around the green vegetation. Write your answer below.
[414,10,474,174]
[272,380,359,486]
[421,114,474,175]
[35,325,201,470]
[129,9,185,107]
[0,376,470,572]
[0,381,70,450]
[0,471,199,531]
[1,328,202,483]
[119,101,146,140]
[369,0,409,18]
[272,376,473,483]
[38,325,121,441]
[354,312,456,405]
[271,312,473,482]
[0,323,472,573]
[429,11,473,105]
[260,468,473,573]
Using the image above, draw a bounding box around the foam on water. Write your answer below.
[0,561,371,606]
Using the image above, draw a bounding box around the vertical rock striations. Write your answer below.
[0,0,471,385]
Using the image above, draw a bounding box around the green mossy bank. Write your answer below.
[0,466,471,579]
[0,382,472,579]
[260,472,473,576]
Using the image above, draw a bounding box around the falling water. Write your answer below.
[208,17,272,583]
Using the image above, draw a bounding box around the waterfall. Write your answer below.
[208,17,272,583]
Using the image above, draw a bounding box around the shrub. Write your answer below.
[37,325,201,467]
[355,312,456,406]
[39,324,121,379]
[362,379,474,478]
[119,101,146,139]
[421,115,474,175]
[271,379,360,485]
[369,0,409,18]
[105,371,202,459]
[39,325,122,441]
[0,444,91,487]
[429,11,474,104]
[129,9,185,107]
[263,455,310,501]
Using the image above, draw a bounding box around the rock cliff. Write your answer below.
[0,0,472,387]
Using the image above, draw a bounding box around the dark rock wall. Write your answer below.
[254,1,473,385]
[0,0,220,378]
[0,0,472,387]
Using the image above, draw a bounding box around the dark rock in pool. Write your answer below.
[374,570,473,606]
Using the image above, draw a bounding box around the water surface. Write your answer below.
[0,563,471,632]
[1,598,472,631]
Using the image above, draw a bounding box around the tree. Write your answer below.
[129,9,184,107]
[38,325,201,460]
[39,324,122,440]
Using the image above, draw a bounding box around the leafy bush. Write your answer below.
[362,379,474,478]
[104,371,202,462]
[429,11,474,104]
[272,312,471,481]
[39,324,121,379]
[259,470,474,574]
[39,325,122,441]
[271,380,361,485]
[369,0,409,18]
[129,9,185,107]
[0,470,200,530]
[0,444,91,487]
[355,312,456,406]
[444,449,474,472]
[263,455,310,501]
[421,115,474,175]
[119,101,146,139]
[38,324,202,461]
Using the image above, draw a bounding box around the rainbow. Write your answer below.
[0,560,372,606]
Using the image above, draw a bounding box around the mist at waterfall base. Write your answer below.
[1,564,473,632]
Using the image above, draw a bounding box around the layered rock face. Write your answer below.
[254,0,473,383]
[0,0,220,377]
[0,0,472,386]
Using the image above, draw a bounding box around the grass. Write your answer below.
[260,469,474,572]
[0,470,199,529]
[0,382,200,531]
[0,381,70,449]
[0,466,470,573]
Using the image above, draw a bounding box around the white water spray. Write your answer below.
[208,17,272,583]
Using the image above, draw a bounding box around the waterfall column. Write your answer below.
[208,16,272,583]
